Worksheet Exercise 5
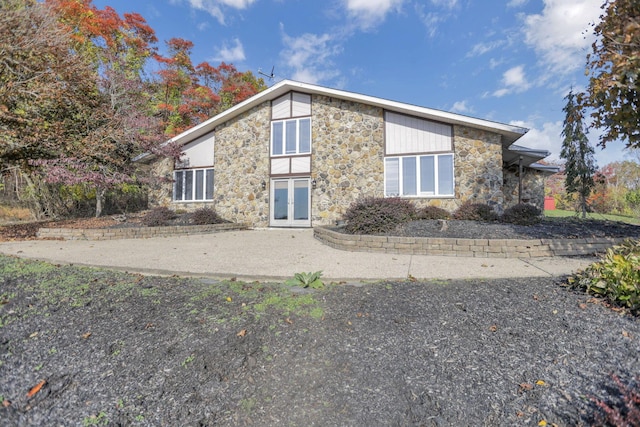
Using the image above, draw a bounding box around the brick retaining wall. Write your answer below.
[37,223,249,241]
[314,226,626,258]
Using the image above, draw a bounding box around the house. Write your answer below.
[141,79,556,228]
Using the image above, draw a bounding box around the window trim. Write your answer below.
[271,117,312,157]
[173,167,214,202]
[384,153,454,198]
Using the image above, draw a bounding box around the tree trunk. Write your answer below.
[95,186,106,218]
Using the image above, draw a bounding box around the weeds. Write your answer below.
[286,271,324,289]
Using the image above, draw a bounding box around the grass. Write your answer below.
[545,209,640,225]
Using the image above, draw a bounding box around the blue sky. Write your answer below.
[93,0,629,166]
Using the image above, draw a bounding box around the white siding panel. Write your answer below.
[272,94,290,119]
[180,133,214,168]
[292,93,311,117]
[271,158,290,174]
[385,111,452,154]
[291,156,311,173]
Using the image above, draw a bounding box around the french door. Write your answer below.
[270,178,311,227]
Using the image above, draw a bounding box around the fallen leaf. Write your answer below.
[516,410,524,417]
[578,303,587,310]
[26,379,46,398]
[82,332,92,339]
[285,318,293,324]
[29,332,38,338]
[519,383,533,392]
[237,329,247,337]
[226,296,232,302]
[533,295,539,300]
[538,420,547,426]
[552,310,558,315]
[2,399,11,408]
[357,312,363,318]
[536,379,546,386]
[622,331,631,338]
[145,323,154,329]
[407,274,417,282]
[489,324,498,332]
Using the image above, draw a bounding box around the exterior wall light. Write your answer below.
[312,179,317,189]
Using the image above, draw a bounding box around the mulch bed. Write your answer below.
[0,257,638,426]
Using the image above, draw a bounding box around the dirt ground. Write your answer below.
[0,255,638,426]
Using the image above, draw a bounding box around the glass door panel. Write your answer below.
[293,180,309,221]
[273,180,289,220]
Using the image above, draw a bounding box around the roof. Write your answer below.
[137,79,535,161]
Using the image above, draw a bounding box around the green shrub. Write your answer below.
[416,205,450,220]
[568,239,640,315]
[501,203,542,225]
[343,197,416,235]
[142,207,177,227]
[452,202,498,221]
[189,207,223,225]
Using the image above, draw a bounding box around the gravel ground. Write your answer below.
[1,255,638,426]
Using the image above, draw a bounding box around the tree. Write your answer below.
[583,0,640,148]
[0,0,99,168]
[561,90,598,218]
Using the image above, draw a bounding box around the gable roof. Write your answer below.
[161,79,529,149]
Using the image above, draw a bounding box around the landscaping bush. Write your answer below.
[568,239,640,315]
[501,203,542,225]
[189,207,224,225]
[452,202,498,221]
[142,206,177,227]
[591,374,640,426]
[343,197,416,235]
[416,205,450,220]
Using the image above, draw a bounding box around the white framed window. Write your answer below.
[271,118,311,156]
[384,154,454,197]
[174,168,214,201]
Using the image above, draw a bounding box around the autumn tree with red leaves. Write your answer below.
[1,0,265,217]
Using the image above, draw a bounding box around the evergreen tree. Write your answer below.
[561,90,598,218]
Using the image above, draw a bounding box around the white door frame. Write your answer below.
[270,177,311,227]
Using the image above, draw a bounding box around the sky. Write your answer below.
[93,0,631,167]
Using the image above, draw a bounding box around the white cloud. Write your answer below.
[507,0,528,7]
[342,0,404,30]
[213,38,245,62]
[522,0,601,74]
[466,40,505,58]
[430,0,458,9]
[493,65,531,97]
[450,100,472,114]
[512,120,563,159]
[280,26,342,84]
[179,0,257,25]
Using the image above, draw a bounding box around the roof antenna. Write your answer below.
[258,66,275,81]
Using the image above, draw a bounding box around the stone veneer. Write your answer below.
[503,167,546,211]
[311,95,385,225]
[212,102,271,226]
[147,91,538,226]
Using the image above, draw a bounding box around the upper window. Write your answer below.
[271,118,311,156]
[174,168,214,202]
[385,154,454,197]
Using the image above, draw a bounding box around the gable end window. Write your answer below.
[271,118,311,156]
[384,154,454,197]
[174,168,214,201]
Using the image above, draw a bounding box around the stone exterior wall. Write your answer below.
[146,92,527,226]
[311,95,385,226]
[445,125,504,213]
[213,101,271,226]
[145,157,173,208]
[504,167,546,210]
